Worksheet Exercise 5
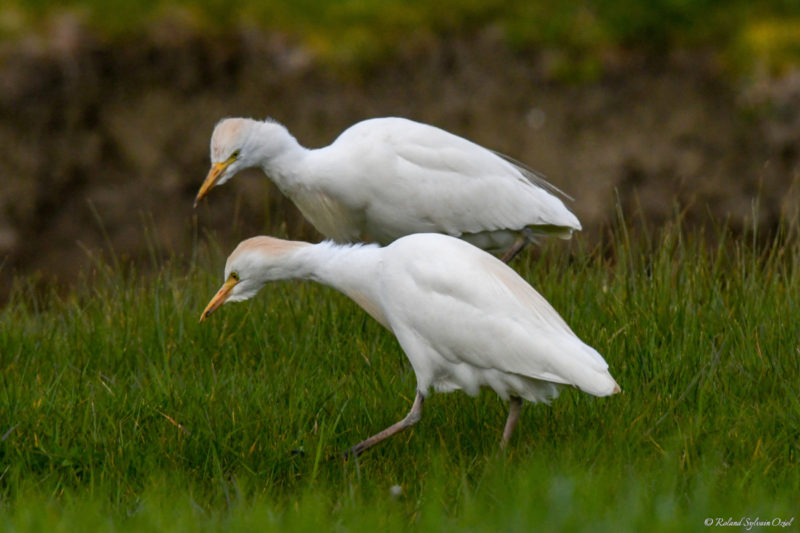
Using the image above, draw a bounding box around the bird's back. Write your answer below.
[309,117,581,248]
[376,234,618,401]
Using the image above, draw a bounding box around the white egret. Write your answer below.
[200,233,620,455]
[195,117,581,262]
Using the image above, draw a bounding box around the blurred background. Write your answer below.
[1,0,799,298]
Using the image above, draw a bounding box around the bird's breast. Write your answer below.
[290,187,364,242]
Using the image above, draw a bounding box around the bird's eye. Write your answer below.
[231,150,241,160]
[230,272,240,281]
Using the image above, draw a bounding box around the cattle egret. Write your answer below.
[200,233,620,455]
[195,117,581,262]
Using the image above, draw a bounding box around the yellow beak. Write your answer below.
[200,277,238,322]
[194,160,233,208]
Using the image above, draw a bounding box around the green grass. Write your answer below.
[1,213,798,531]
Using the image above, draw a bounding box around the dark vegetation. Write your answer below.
[1,0,799,298]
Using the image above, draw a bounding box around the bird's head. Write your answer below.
[194,118,296,207]
[200,236,311,322]
[194,118,255,207]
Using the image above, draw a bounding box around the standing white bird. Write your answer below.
[194,117,581,262]
[200,233,620,455]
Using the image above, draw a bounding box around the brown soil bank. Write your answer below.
[1,21,799,296]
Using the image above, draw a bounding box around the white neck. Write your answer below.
[251,121,309,192]
[293,242,390,329]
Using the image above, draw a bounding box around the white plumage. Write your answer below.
[195,117,581,260]
[201,233,619,455]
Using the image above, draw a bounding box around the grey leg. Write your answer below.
[501,396,522,448]
[500,235,529,263]
[349,391,425,456]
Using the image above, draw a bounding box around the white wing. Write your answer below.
[379,234,616,397]
[315,118,581,241]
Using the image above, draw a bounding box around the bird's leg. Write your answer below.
[500,234,529,263]
[348,391,424,457]
[501,396,523,448]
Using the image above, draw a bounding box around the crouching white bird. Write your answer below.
[194,117,581,262]
[200,233,620,455]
